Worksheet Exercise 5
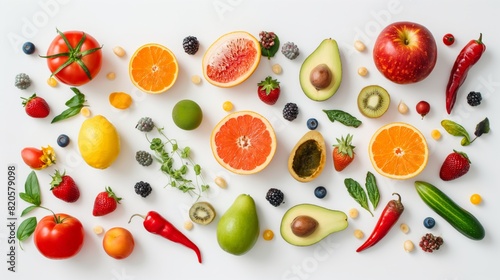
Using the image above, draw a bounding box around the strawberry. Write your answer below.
[50,170,80,203]
[332,134,355,172]
[92,187,122,216]
[21,93,50,118]
[439,150,471,181]
[257,76,280,105]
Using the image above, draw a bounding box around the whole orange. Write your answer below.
[102,227,135,259]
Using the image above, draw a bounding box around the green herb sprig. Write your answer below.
[142,123,209,201]
[344,171,380,216]
[51,87,88,123]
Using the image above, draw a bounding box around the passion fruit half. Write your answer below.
[288,131,326,182]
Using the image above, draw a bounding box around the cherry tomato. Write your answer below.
[470,194,482,205]
[34,213,85,259]
[43,30,102,86]
[443,33,455,46]
[416,101,431,119]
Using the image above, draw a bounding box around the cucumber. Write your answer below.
[414,181,485,240]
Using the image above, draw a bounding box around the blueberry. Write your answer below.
[22,42,36,55]
[57,134,70,147]
[423,217,435,229]
[314,186,327,199]
[306,118,318,130]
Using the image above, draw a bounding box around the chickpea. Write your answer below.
[113,46,126,57]
[191,75,202,85]
[106,72,116,80]
[357,67,368,76]
[354,40,366,52]
[215,176,227,188]
[348,208,359,219]
[404,240,415,252]
[272,64,282,74]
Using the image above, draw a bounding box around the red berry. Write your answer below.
[439,150,471,181]
[21,93,50,118]
[50,170,80,203]
[416,101,430,119]
[257,76,280,105]
[443,33,455,46]
[92,187,122,216]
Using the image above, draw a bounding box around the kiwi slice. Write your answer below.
[189,201,216,225]
[357,85,391,118]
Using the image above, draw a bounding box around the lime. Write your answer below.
[172,99,203,130]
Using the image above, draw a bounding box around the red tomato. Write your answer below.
[443,33,455,46]
[45,30,102,86]
[34,213,85,259]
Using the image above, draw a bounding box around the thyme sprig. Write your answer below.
[140,120,209,200]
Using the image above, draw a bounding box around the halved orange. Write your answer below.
[210,111,276,175]
[202,31,261,88]
[369,122,428,180]
[129,43,178,94]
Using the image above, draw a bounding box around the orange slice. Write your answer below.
[369,122,428,180]
[129,43,178,94]
[202,31,261,88]
[211,111,276,175]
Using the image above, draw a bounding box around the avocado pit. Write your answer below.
[291,215,319,237]
[310,64,333,90]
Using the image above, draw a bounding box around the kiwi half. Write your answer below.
[189,201,216,225]
[357,85,391,118]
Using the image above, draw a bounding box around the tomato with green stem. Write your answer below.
[41,29,102,86]
[443,33,455,46]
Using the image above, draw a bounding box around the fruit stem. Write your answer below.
[128,213,145,223]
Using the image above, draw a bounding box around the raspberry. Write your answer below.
[15,73,31,89]
[136,117,154,132]
[266,188,284,207]
[467,91,482,106]
[283,102,299,121]
[136,150,153,166]
[281,42,299,60]
[134,181,152,198]
[182,36,199,55]
[419,233,444,253]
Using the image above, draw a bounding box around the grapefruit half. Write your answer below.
[202,31,261,88]
[211,111,276,175]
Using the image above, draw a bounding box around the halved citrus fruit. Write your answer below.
[129,43,178,94]
[369,122,428,180]
[211,111,276,175]
[202,31,261,88]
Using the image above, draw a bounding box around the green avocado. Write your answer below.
[280,204,348,246]
[299,39,342,101]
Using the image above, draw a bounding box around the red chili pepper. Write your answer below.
[129,211,202,263]
[446,33,486,114]
[356,193,404,252]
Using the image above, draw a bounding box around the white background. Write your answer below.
[1,0,499,279]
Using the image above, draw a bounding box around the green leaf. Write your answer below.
[19,193,35,205]
[194,164,201,175]
[65,87,86,107]
[441,119,471,146]
[17,217,37,242]
[22,171,41,206]
[474,117,490,138]
[365,171,380,210]
[181,147,190,158]
[344,178,373,216]
[323,109,362,128]
[21,205,39,217]
[51,105,83,123]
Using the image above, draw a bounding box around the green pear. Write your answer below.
[217,194,259,255]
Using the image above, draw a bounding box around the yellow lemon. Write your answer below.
[78,115,120,169]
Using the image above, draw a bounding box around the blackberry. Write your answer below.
[134,181,152,198]
[467,91,482,106]
[136,150,153,166]
[259,31,276,49]
[15,73,31,89]
[182,36,199,55]
[136,117,154,132]
[281,42,299,60]
[283,102,299,121]
[266,188,284,207]
[419,233,443,253]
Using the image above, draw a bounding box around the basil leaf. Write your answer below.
[17,217,37,242]
[441,119,471,146]
[344,178,373,216]
[24,171,41,206]
[51,105,83,123]
[65,88,85,107]
[365,171,380,210]
[474,117,490,137]
[261,35,280,59]
[21,205,39,217]
[323,109,362,128]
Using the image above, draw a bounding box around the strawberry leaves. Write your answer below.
[51,87,88,123]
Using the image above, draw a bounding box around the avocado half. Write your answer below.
[280,204,348,246]
[299,39,342,101]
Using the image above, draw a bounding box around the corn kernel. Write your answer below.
[47,77,58,87]
[354,40,366,52]
[80,107,91,118]
[400,223,410,234]
[184,220,194,231]
[106,72,116,80]
[93,225,104,235]
[358,67,368,76]
[431,129,441,140]
[214,176,227,188]
[222,101,234,112]
[348,208,359,219]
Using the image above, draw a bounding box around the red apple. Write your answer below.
[373,21,437,84]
